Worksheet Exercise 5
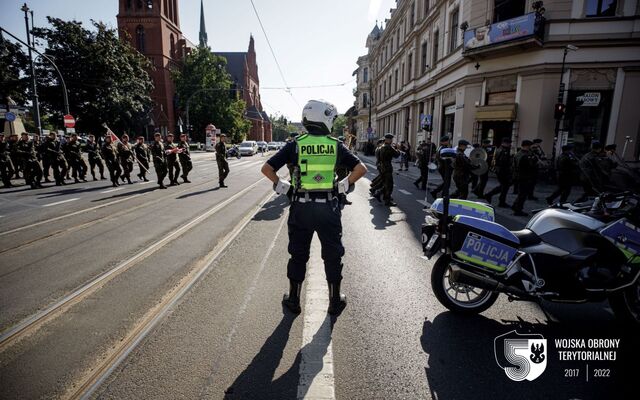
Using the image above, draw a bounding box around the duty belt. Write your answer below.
[293,192,335,203]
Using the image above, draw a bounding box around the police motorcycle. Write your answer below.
[226,144,242,159]
[422,148,640,325]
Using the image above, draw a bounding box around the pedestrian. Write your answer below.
[165,133,181,186]
[413,141,430,190]
[63,133,88,183]
[101,134,122,187]
[472,139,493,198]
[117,134,135,184]
[511,140,538,216]
[151,133,168,189]
[134,136,151,182]
[84,134,106,181]
[0,135,15,188]
[483,137,514,208]
[451,139,475,199]
[16,132,43,189]
[261,99,367,315]
[43,132,67,186]
[178,133,193,183]
[215,133,229,188]
[429,135,451,199]
[546,144,579,205]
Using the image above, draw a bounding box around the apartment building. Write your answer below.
[353,0,640,159]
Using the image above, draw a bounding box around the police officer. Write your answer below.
[134,136,151,182]
[101,135,122,187]
[43,132,67,186]
[0,135,14,188]
[118,134,135,184]
[165,133,181,186]
[429,135,451,199]
[452,139,475,199]
[472,139,493,198]
[63,133,88,183]
[151,133,168,189]
[261,100,367,315]
[84,134,106,181]
[483,137,513,208]
[215,133,229,187]
[178,133,193,183]
[546,144,579,205]
[378,133,401,206]
[511,140,538,216]
[16,132,43,189]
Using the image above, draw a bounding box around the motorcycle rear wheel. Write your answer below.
[609,279,640,327]
[431,254,499,314]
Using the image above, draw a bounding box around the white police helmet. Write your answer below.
[302,100,338,133]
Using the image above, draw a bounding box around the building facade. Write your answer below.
[355,0,640,160]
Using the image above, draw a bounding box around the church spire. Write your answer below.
[199,0,208,47]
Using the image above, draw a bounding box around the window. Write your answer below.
[163,0,168,16]
[401,62,405,85]
[494,0,526,23]
[363,93,369,108]
[363,67,369,83]
[170,33,175,58]
[396,32,400,50]
[585,0,617,17]
[410,2,416,27]
[126,0,132,9]
[408,53,413,81]
[421,41,428,73]
[424,0,429,17]
[136,25,145,53]
[449,9,459,53]
[394,69,399,92]
[432,30,439,66]
[391,38,394,55]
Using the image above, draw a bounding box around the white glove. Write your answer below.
[337,176,350,194]
[274,179,291,195]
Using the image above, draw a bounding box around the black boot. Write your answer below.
[282,280,302,314]
[327,281,346,315]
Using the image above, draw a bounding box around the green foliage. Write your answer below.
[173,46,250,143]
[332,114,347,136]
[31,18,153,135]
[270,115,299,141]
[0,34,30,105]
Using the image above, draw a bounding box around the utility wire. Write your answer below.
[262,79,356,90]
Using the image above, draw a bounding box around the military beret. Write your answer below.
[458,139,470,146]
[440,135,450,142]
[533,139,543,144]
[384,133,394,139]
[605,144,617,151]
[521,140,533,146]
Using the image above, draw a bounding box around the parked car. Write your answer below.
[257,141,268,152]
[239,141,258,156]
[267,141,279,150]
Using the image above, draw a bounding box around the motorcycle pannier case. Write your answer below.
[450,215,520,273]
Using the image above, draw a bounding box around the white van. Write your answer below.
[239,141,258,156]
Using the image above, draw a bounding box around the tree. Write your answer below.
[0,33,30,105]
[31,18,153,135]
[332,114,347,136]
[173,46,250,143]
[270,115,299,141]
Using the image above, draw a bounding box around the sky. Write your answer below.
[0,0,396,121]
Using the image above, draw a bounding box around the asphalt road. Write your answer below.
[0,151,636,399]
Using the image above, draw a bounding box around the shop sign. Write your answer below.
[576,92,601,107]
[444,105,456,115]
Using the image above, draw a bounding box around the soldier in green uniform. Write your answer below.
[546,144,579,204]
[215,134,229,187]
[101,135,121,187]
[178,133,193,183]
[134,136,151,182]
[429,135,451,199]
[151,133,168,189]
[0,135,14,188]
[451,139,475,199]
[511,140,539,216]
[63,133,88,183]
[165,133,181,186]
[117,134,134,184]
[43,132,67,186]
[483,137,514,208]
[84,134,106,181]
[261,99,367,315]
[369,138,385,198]
[16,132,43,189]
[378,133,401,206]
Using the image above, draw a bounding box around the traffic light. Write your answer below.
[554,103,566,120]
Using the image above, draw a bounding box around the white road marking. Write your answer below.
[42,198,80,208]
[101,188,123,194]
[298,240,335,400]
[417,199,430,207]
[398,189,412,195]
[138,181,153,185]
[365,162,377,170]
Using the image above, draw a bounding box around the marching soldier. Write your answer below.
[369,139,385,197]
[483,137,514,208]
[84,134,106,180]
[8,134,21,179]
[577,141,609,200]
[378,133,401,206]
[472,139,493,198]
[101,135,122,187]
[117,134,135,184]
[546,144,579,205]
[451,139,475,199]
[63,133,88,183]
[413,141,430,190]
[151,133,168,189]
[134,136,151,182]
[511,140,539,216]
[0,135,14,188]
[16,132,43,189]
[215,133,229,188]
[178,134,193,183]
[165,133,181,186]
[527,138,545,200]
[261,99,367,315]
[43,132,68,186]
[429,135,451,199]
[37,135,52,182]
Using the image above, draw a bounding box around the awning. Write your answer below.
[475,104,517,121]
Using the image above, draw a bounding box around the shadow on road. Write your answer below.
[175,186,221,199]
[369,198,397,230]
[36,184,107,199]
[421,311,637,400]
[253,196,287,221]
[91,186,157,202]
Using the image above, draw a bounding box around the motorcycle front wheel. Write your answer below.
[609,279,640,327]
[430,254,499,314]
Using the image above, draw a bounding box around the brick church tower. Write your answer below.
[117,0,189,135]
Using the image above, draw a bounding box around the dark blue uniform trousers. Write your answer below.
[287,199,345,283]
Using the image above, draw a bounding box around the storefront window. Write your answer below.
[566,90,613,156]
[442,104,456,137]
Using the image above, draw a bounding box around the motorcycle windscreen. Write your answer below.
[454,232,518,272]
[600,218,640,264]
[430,198,495,222]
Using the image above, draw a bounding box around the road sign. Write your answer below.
[63,114,75,128]
[5,112,16,122]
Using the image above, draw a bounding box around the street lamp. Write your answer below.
[551,44,579,168]
[21,3,41,136]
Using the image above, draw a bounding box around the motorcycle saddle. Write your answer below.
[512,229,541,247]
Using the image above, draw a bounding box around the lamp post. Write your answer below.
[21,3,41,136]
[552,44,578,168]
